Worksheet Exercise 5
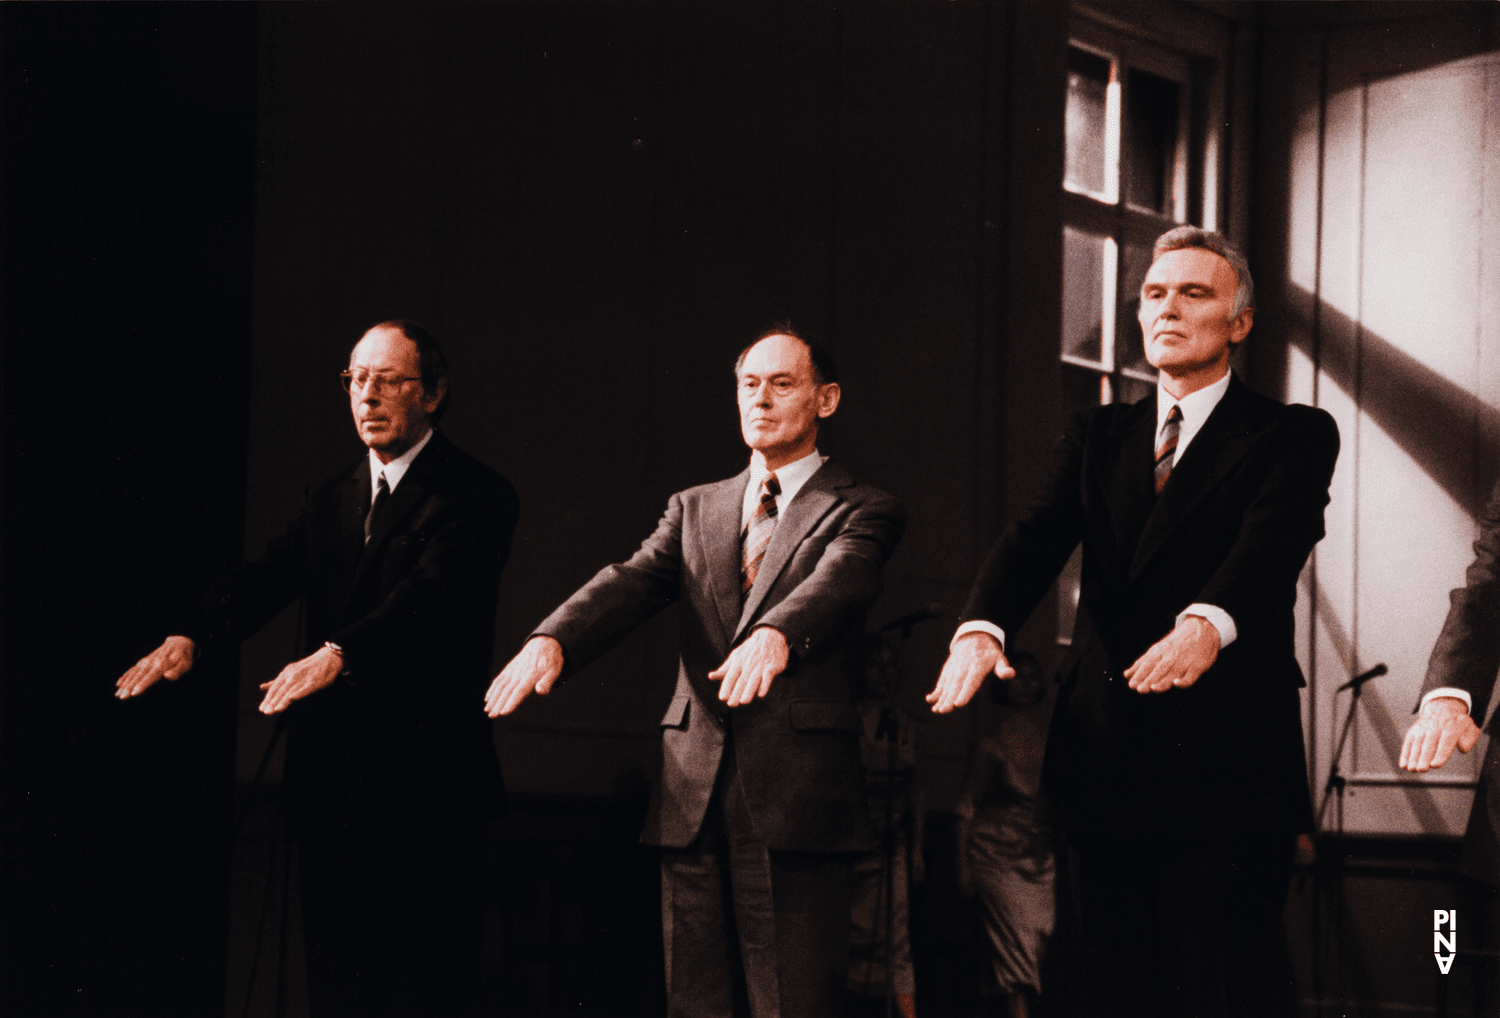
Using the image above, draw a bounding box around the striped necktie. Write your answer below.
[741,473,781,596]
[1154,404,1182,494]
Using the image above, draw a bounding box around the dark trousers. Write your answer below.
[1063,831,1295,1018]
[296,820,488,1018]
[659,736,854,1018]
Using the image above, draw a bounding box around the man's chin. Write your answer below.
[362,434,402,460]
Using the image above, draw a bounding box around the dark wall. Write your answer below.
[0,5,258,1016]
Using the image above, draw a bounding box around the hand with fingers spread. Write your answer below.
[1124,615,1219,693]
[710,626,789,707]
[484,636,565,717]
[927,631,1015,714]
[1400,696,1481,773]
[115,636,196,699]
[258,645,344,714]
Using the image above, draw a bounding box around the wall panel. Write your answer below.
[1259,11,1500,837]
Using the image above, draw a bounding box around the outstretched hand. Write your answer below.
[259,645,343,714]
[485,636,565,717]
[710,626,789,707]
[927,632,1014,714]
[115,636,196,699]
[1400,696,1481,772]
[1124,615,1219,693]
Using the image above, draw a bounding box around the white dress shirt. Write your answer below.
[1421,687,1474,713]
[368,426,434,502]
[953,371,1238,653]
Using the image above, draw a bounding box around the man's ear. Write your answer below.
[816,382,842,419]
[1228,308,1253,346]
[422,380,448,414]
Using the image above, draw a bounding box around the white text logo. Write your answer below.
[1435,910,1457,974]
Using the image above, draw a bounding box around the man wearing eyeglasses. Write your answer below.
[116,320,519,1017]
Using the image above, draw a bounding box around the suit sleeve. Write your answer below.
[752,488,907,661]
[534,493,685,678]
[330,475,520,675]
[1192,405,1339,645]
[179,499,310,658]
[960,410,1091,634]
[1421,477,1500,723]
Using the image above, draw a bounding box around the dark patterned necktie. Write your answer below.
[741,473,781,595]
[1154,405,1182,494]
[365,473,389,543]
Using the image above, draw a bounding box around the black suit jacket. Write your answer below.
[184,431,519,830]
[963,374,1339,838]
[1420,477,1500,879]
[536,459,906,852]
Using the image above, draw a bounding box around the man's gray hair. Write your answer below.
[1152,226,1255,320]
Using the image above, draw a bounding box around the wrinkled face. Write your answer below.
[736,334,840,466]
[1138,247,1252,386]
[347,326,443,464]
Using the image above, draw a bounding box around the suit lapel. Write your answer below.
[734,460,847,640]
[700,469,751,642]
[1129,376,1263,579]
[1100,398,1159,556]
[342,458,372,572]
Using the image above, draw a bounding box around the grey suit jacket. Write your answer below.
[1421,477,1500,880]
[536,459,906,852]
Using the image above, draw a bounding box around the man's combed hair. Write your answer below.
[733,324,840,385]
[371,319,451,423]
[1152,226,1255,320]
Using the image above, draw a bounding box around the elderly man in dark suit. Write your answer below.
[117,321,519,1018]
[485,329,905,1018]
[928,227,1340,1018]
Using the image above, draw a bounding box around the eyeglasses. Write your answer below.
[341,370,421,396]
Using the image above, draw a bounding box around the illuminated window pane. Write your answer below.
[1116,240,1155,376]
[1062,226,1105,363]
[1065,48,1110,196]
[1123,69,1181,215]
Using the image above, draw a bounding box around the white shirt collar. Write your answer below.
[368,427,435,499]
[742,449,826,528]
[1156,370,1232,466]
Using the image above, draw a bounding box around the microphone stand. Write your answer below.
[1312,662,1386,1017]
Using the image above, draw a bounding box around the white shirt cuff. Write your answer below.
[1178,604,1236,648]
[953,620,1006,652]
[1421,687,1473,714]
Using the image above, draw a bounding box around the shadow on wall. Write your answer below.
[1280,284,1500,519]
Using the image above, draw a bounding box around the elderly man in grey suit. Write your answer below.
[486,328,905,1018]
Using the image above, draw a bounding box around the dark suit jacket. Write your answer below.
[1420,477,1500,879]
[183,431,519,831]
[536,459,906,852]
[963,374,1339,838]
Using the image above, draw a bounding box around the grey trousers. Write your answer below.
[660,735,854,1018]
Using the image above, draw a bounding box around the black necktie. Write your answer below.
[365,474,389,543]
